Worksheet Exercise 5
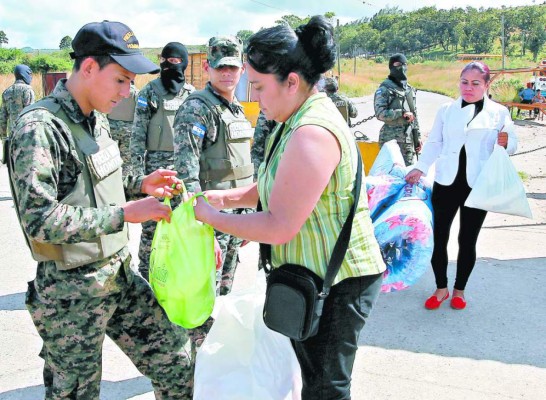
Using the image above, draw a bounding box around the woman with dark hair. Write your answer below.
[406,61,517,310]
[194,16,385,399]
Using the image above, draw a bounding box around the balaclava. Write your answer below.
[14,64,32,85]
[388,53,408,88]
[160,42,189,94]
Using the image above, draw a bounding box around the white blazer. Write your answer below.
[415,96,517,187]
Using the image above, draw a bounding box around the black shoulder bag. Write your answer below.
[258,126,362,341]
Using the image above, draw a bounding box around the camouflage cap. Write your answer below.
[323,77,338,92]
[207,36,243,68]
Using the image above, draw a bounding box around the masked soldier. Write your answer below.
[323,77,358,126]
[374,53,422,166]
[1,64,35,162]
[130,42,195,280]
[107,81,139,175]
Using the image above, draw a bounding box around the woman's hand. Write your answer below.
[405,168,424,185]
[497,131,508,149]
[194,195,215,224]
[203,190,226,210]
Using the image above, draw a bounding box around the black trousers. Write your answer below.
[430,149,487,291]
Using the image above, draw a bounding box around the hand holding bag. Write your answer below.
[258,126,362,341]
[465,144,532,219]
[149,194,217,328]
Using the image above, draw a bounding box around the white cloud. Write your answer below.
[0,0,540,49]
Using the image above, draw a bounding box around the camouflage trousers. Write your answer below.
[379,127,417,166]
[109,119,133,176]
[26,263,192,399]
[138,151,176,280]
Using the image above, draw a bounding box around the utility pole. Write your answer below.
[501,15,506,70]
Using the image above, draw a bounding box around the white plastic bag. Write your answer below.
[465,144,532,219]
[194,270,302,400]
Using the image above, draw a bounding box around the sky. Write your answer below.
[0,0,542,49]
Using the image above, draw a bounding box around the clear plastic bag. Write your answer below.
[194,271,302,400]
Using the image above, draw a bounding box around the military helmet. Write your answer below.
[323,77,338,93]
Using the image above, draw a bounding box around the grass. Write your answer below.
[0,58,542,104]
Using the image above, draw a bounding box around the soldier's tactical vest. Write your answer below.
[186,89,254,190]
[108,94,137,122]
[10,99,129,270]
[333,97,349,124]
[146,80,191,151]
[380,80,416,127]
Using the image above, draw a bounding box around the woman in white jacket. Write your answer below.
[406,61,517,310]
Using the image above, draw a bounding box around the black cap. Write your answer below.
[70,21,160,74]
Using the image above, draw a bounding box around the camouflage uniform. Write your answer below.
[130,78,194,279]
[251,111,278,178]
[8,79,192,399]
[374,78,421,166]
[107,83,139,175]
[327,92,358,125]
[0,79,35,139]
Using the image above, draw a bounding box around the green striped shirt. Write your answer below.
[257,92,385,284]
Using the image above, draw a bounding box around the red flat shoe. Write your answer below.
[424,291,449,310]
[450,296,467,310]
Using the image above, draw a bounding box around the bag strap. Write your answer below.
[258,124,362,297]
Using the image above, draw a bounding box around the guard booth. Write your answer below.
[42,72,67,96]
[185,52,208,90]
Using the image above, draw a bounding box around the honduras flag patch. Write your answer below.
[137,97,148,108]
[191,123,206,139]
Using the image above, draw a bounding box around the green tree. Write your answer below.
[0,30,8,47]
[236,30,254,47]
[275,15,310,29]
[59,35,72,50]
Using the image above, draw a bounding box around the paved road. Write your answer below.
[1,92,545,399]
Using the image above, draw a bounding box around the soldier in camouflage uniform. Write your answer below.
[0,64,35,140]
[7,21,193,399]
[107,81,139,175]
[251,110,278,178]
[173,35,253,370]
[130,42,194,280]
[374,53,422,166]
[323,77,358,126]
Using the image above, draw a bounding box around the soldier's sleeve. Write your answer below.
[374,85,402,122]
[130,85,154,175]
[348,99,358,118]
[173,99,215,192]
[10,114,125,244]
[24,86,35,107]
[251,112,271,177]
[0,97,7,138]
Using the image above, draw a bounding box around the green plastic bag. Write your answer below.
[150,194,216,328]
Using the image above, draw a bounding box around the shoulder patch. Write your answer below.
[191,123,206,139]
[137,97,148,108]
[375,88,383,94]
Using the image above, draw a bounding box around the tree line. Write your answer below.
[237,4,546,62]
